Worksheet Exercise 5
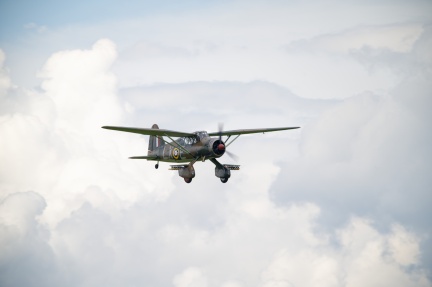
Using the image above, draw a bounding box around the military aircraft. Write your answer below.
[102,124,300,183]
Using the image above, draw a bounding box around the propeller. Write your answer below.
[217,122,225,151]
[216,123,238,161]
[225,149,239,161]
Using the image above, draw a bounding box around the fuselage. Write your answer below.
[148,131,225,163]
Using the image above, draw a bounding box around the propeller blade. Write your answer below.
[218,122,224,142]
[216,123,237,160]
[225,150,239,161]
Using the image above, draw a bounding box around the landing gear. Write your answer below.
[184,177,192,183]
[220,177,228,183]
[155,163,159,169]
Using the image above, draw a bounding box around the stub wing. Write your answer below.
[208,126,300,136]
[129,156,158,160]
[224,164,240,170]
[102,126,195,137]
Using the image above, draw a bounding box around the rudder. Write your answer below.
[148,124,163,154]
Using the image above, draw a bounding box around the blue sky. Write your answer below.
[1,1,431,286]
[0,0,213,39]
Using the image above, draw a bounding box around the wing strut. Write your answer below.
[161,133,196,158]
[224,134,241,148]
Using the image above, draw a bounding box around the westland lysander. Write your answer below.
[102,124,299,183]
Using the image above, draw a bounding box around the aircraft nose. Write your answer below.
[217,143,225,151]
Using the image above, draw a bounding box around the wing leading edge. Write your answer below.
[102,126,195,137]
[102,126,300,137]
[208,126,300,136]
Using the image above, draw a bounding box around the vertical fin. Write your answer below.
[148,124,159,154]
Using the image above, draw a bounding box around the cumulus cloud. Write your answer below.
[272,85,432,228]
[261,218,429,287]
[39,39,121,133]
[0,191,46,233]
[351,24,432,77]
[1,10,431,286]
[173,267,208,287]
[0,192,59,287]
[2,189,428,286]
[0,50,11,99]
[0,39,177,230]
[271,24,432,271]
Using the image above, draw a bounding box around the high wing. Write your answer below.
[102,126,195,137]
[208,126,300,136]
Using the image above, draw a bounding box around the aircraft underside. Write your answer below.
[151,156,239,183]
[168,158,240,183]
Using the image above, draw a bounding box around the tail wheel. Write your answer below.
[220,177,228,183]
[184,178,192,183]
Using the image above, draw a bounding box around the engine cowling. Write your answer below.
[211,139,225,156]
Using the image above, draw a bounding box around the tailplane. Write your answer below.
[148,124,164,154]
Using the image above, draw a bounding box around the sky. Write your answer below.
[0,0,431,286]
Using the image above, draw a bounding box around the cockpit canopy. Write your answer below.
[176,136,195,145]
[176,131,209,146]
[195,131,209,141]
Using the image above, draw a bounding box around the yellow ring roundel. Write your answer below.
[172,148,180,160]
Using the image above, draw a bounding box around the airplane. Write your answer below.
[102,124,300,183]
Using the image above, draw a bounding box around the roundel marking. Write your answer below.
[172,148,180,160]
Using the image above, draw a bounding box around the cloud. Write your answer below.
[38,38,122,132]
[0,39,178,230]
[6,3,430,99]
[261,218,429,287]
[23,22,47,33]
[0,192,59,287]
[1,26,431,286]
[0,50,11,99]
[2,190,428,286]
[173,267,208,287]
[0,191,46,233]
[287,23,424,54]
[271,25,432,272]
[272,80,432,228]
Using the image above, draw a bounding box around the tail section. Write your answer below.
[148,124,164,154]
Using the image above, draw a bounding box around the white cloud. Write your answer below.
[0,50,11,99]
[287,24,424,54]
[0,191,46,233]
[113,24,423,99]
[0,112,65,195]
[271,26,432,267]
[1,2,431,284]
[0,39,177,230]
[388,224,420,266]
[39,38,121,133]
[173,267,208,287]
[2,189,428,286]
[24,22,47,33]
[261,218,429,287]
[0,192,59,287]
[7,1,431,99]
[272,79,432,227]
